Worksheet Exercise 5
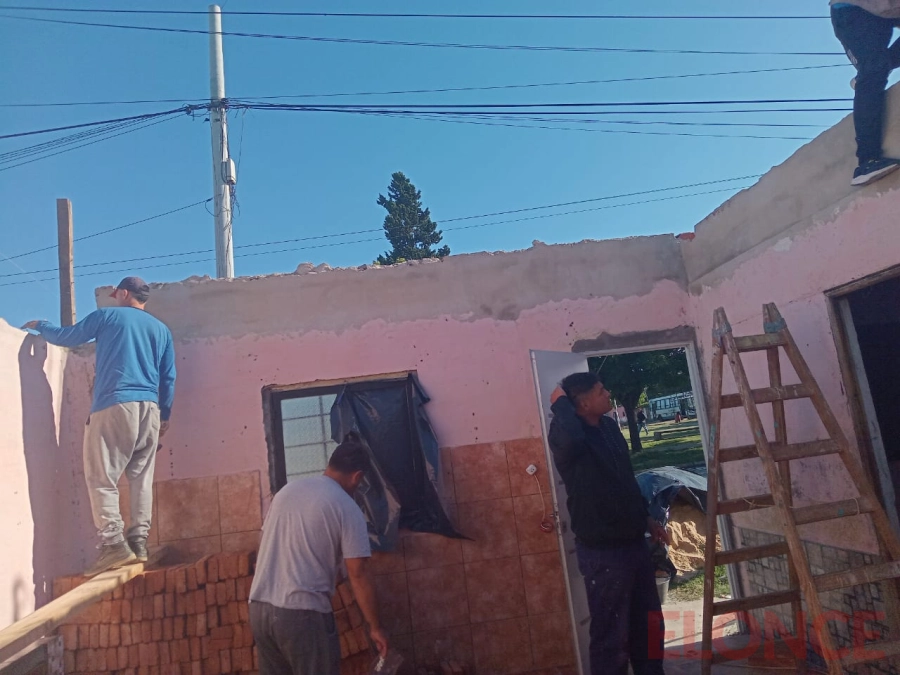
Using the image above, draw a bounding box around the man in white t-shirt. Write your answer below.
[249,432,389,675]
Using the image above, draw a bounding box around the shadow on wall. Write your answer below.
[19,335,59,608]
[11,576,27,623]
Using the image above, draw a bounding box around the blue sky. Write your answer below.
[0,0,878,327]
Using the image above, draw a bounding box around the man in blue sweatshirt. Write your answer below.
[23,277,176,577]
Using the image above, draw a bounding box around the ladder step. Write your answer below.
[719,439,840,463]
[718,494,776,515]
[792,497,876,526]
[841,638,900,666]
[713,589,801,616]
[717,542,790,566]
[734,333,786,352]
[720,384,811,409]
[815,560,900,593]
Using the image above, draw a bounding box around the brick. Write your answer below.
[90,624,101,649]
[77,624,90,649]
[338,582,354,608]
[193,589,206,612]
[187,616,197,638]
[208,638,231,653]
[100,600,112,623]
[129,645,141,669]
[163,617,174,641]
[207,557,219,584]
[177,639,192,663]
[166,568,177,593]
[186,566,198,591]
[121,623,133,646]
[152,594,164,620]
[132,597,144,622]
[152,619,163,642]
[331,591,343,612]
[159,641,171,666]
[121,598,133,623]
[339,635,349,659]
[139,643,151,667]
[110,623,121,648]
[203,653,220,675]
[89,648,106,672]
[210,626,232,640]
[175,567,188,594]
[196,612,208,637]
[215,582,227,606]
[253,645,259,669]
[231,625,242,650]
[113,584,125,600]
[190,637,202,661]
[124,579,135,599]
[225,602,240,626]
[174,616,185,639]
[176,593,188,616]
[59,625,78,650]
[345,629,359,655]
[75,649,90,672]
[239,602,249,623]
[192,661,202,675]
[243,624,255,648]
[107,646,119,670]
[224,579,236,603]
[53,577,70,599]
[348,603,363,628]
[165,593,176,617]
[133,574,146,597]
[238,552,251,577]
[235,577,248,602]
[354,627,369,653]
[240,646,254,671]
[99,623,110,648]
[186,590,197,615]
[207,608,219,630]
[219,648,232,674]
[205,583,217,607]
[334,609,351,634]
[64,650,76,672]
[144,595,155,618]
[142,620,153,644]
[195,556,209,586]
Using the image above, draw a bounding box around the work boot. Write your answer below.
[852,158,900,186]
[128,537,149,562]
[83,541,137,577]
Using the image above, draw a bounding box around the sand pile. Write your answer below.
[667,502,720,572]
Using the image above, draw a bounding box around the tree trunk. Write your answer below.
[621,395,643,453]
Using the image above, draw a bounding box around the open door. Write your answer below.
[530,350,590,675]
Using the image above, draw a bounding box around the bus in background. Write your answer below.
[649,391,695,421]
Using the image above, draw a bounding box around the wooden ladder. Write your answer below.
[701,303,900,675]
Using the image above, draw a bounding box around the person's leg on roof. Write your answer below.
[124,401,160,561]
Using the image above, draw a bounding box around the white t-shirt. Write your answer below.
[249,475,371,613]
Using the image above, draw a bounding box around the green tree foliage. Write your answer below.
[589,349,692,453]
[375,172,449,265]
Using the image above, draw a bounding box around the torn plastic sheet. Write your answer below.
[331,374,464,552]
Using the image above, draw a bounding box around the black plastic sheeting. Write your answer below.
[330,374,464,552]
[636,466,709,581]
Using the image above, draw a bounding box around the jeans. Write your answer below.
[831,5,900,162]
[576,539,665,675]
[83,401,159,545]
[249,602,340,675]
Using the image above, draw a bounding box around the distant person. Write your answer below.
[830,0,900,185]
[22,277,175,576]
[249,432,388,675]
[548,372,669,675]
[637,409,649,435]
[675,412,682,424]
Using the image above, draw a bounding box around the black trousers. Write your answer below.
[576,539,665,675]
[832,5,900,162]
[249,601,340,675]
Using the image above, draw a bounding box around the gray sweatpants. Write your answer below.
[83,401,160,545]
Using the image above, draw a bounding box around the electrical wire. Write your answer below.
[0,14,845,56]
[0,105,201,140]
[532,473,555,534]
[0,178,756,280]
[0,7,832,20]
[0,64,850,108]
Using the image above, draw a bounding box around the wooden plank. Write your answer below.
[792,497,876,525]
[720,384,810,409]
[815,560,900,593]
[734,333,785,352]
[719,439,840,463]
[841,638,900,666]
[0,549,166,663]
[718,494,775,515]
[716,542,790,566]
[55,198,75,327]
[713,589,801,616]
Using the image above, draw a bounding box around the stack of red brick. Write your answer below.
[55,552,258,675]
[53,551,382,675]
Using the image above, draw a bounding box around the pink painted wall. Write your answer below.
[0,320,91,630]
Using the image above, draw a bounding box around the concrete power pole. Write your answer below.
[208,4,235,278]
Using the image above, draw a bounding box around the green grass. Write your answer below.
[668,566,730,603]
[624,420,705,472]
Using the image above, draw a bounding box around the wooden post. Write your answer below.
[56,198,75,326]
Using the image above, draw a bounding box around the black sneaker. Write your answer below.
[852,158,900,186]
[128,537,149,562]
[83,541,137,577]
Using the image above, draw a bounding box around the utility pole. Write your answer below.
[56,198,75,326]
[208,4,235,278]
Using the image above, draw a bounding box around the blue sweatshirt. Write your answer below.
[36,307,176,420]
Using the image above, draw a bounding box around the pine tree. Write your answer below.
[375,172,449,265]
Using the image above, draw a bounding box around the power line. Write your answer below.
[0,7,831,20]
[0,14,845,56]
[0,105,199,140]
[1,176,756,279]
[0,64,850,108]
[4,199,211,262]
